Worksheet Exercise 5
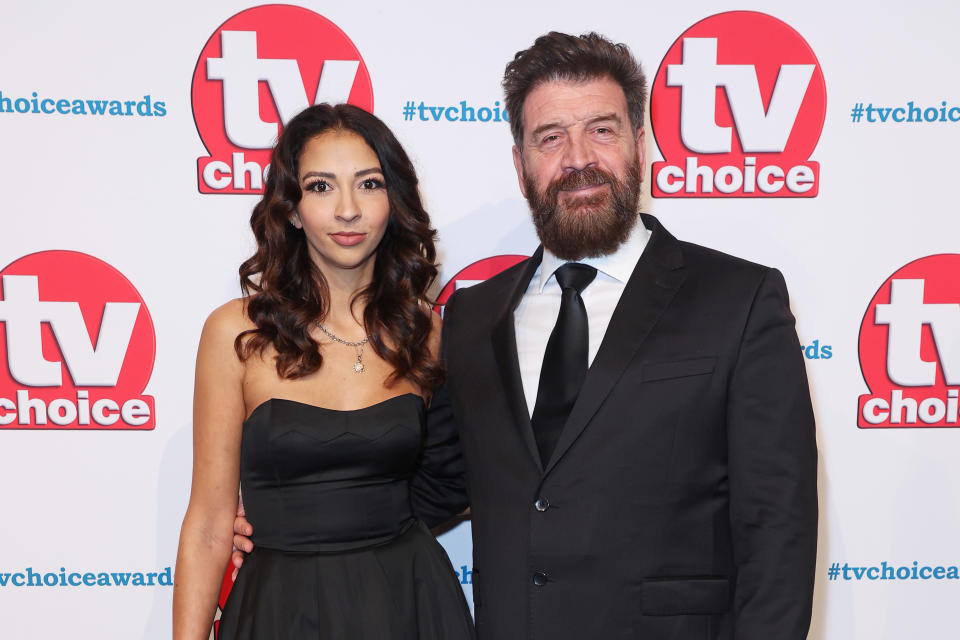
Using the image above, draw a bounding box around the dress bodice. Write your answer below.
[240,393,426,552]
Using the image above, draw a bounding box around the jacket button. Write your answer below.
[534,497,550,512]
[533,571,548,586]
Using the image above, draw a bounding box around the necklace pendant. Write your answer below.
[354,361,365,373]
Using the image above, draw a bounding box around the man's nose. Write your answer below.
[562,130,598,171]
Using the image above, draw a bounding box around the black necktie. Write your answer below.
[531,262,597,465]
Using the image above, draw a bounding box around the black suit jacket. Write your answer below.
[440,214,818,639]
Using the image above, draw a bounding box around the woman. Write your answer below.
[173,104,474,639]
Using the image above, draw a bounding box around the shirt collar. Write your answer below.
[537,217,651,292]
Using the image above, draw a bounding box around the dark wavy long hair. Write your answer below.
[235,103,442,391]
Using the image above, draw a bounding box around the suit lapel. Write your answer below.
[543,215,686,475]
[490,247,544,468]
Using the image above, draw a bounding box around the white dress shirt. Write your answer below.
[514,220,651,417]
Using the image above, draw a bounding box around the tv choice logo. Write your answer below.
[434,255,529,314]
[858,254,960,428]
[0,251,156,430]
[651,11,826,198]
[193,5,373,195]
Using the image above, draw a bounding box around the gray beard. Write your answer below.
[524,161,641,261]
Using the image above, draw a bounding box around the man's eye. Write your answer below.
[541,134,561,144]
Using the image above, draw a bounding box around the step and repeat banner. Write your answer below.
[1,1,958,638]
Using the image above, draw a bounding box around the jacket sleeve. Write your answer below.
[409,381,469,528]
[409,291,469,528]
[726,267,818,639]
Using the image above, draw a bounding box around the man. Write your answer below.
[236,31,818,639]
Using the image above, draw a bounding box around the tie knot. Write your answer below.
[554,262,597,294]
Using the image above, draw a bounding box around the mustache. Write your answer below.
[534,167,614,222]
[552,167,611,192]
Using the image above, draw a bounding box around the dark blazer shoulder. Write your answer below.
[642,213,778,298]
[679,239,770,277]
[458,254,536,300]
[675,238,787,303]
[445,251,540,318]
[642,213,766,272]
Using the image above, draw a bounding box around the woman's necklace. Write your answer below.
[316,322,371,373]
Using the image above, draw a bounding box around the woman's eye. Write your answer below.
[305,180,329,193]
[360,178,385,190]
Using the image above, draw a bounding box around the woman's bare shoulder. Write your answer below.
[201,298,256,346]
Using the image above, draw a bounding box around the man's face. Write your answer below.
[513,76,645,261]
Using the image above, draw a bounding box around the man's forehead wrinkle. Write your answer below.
[523,79,629,129]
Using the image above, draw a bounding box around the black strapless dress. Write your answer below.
[217,393,475,639]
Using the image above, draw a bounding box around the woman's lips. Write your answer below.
[329,232,367,246]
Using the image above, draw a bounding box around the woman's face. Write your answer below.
[293,130,390,278]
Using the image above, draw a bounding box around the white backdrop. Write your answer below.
[1,1,959,638]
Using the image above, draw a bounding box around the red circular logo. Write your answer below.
[0,251,156,430]
[650,11,826,198]
[858,254,960,428]
[193,5,374,194]
[434,255,529,313]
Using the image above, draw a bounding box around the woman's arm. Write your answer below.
[173,301,248,639]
